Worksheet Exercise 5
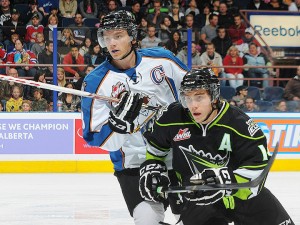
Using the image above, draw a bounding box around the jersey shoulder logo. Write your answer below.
[173,128,191,141]
[246,119,260,136]
[150,65,165,85]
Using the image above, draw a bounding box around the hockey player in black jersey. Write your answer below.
[139,68,294,225]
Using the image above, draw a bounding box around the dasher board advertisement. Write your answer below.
[0,113,300,158]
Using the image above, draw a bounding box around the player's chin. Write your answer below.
[109,50,119,57]
[192,113,203,122]
[111,54,123,60]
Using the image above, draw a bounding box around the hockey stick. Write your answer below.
[159,143,279,194]
[0,74,159,111]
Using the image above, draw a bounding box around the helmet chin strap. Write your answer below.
[117,45,134,60]
[202,105,215,123]
[202,100,219,123]
[115,38,134,61]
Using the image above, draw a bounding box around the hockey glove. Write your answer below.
[108,91,143,134]
[186,167,233,206]
[139,159,170,202]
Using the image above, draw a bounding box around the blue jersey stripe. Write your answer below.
[83,123,113,147]
[110,149,124,171]
[82,66,112,147]
[165,76,179,101]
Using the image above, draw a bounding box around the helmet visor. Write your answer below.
[98,10,137,48]
[98,29,130,48]
[180,88,209,108]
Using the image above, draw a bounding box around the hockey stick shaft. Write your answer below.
[0,74,159,111]
[159,143,279,194]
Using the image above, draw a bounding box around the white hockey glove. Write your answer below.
[186,167,233,206]
[139,159,170,202]
[108,91,143,134]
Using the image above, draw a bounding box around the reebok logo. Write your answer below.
[173,128,191,141]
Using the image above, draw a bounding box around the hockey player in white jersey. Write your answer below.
[81,10,188,225]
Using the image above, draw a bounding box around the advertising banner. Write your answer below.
[1,113,300,157]
[1,113,299,171]
[250,113,300,156]
[248,12,300,47]
[255,118,300,153]
[74,119,108,154]
[0,118,73,154]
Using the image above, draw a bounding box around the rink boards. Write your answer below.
[0,113,300,172]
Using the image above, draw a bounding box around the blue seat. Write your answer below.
[220,86,236,101]
[286,100,299,112]
[62,18,75,27]
[263,86,284,101]
[256,100,273,112]
[247,86,261,101]
[83,18,99,27]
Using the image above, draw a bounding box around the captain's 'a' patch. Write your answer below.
[246,119,260,136]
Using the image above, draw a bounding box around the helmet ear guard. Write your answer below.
[179,68,220,108]
[97,10,137,48]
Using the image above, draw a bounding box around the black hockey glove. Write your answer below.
[139,159,170,202]
[186,167,233,206]
[108,91,143,134]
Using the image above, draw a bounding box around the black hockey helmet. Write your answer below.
[179,68,220,107]
[97,10,137,48]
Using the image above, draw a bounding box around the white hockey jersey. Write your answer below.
[81,47,188,171]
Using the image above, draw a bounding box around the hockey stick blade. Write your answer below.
[161,143,278,194]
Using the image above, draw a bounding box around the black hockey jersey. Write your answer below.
[144,101,270,201]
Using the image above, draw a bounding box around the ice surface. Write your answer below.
[0,172,298,225]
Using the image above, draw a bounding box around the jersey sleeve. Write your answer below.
[227,108,270,200]
[143,104,175,161]
[81,67,126,151]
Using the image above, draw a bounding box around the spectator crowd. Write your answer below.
[0,0,299,112]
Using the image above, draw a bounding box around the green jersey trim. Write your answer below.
[146,151,165,161]
[209,101,230,129]
[213,123,265,140]
[155,121,194,127]
[149,140,170,152]
[233,175,252,200]
[240,163,268,169]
